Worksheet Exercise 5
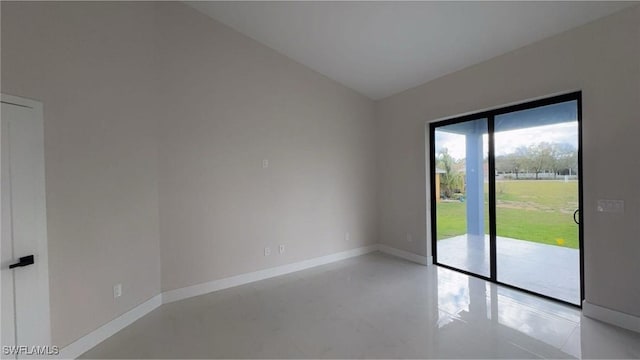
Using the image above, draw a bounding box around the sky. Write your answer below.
[435,122,578,160]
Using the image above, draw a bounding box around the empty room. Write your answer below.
[2,1,640,359]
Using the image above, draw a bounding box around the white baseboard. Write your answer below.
[378,244,430,265]
[582,300,640,333]
[55,244,388,358]
[53,248,640,359]
[57,294,162,359]
[162,244,378,304]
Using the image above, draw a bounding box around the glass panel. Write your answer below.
[434,118,490,277]
[494,100,580,305]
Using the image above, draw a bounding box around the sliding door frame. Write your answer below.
[429,91,584,307]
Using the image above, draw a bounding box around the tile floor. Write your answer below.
[81,252,640,359]
[437,235,580,304]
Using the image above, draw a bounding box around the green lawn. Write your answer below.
[436,180,579,248]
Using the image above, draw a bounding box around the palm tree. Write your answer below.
[437,148,463,198]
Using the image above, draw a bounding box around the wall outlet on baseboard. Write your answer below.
[113,283,122,299]
[406,233,413,242]
[279,245,285,254]
[264,247,271,256]
[345,232,350,241]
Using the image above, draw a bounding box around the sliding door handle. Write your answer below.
[573,209,580,225]
[9,255,34,269]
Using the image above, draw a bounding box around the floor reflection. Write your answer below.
[80,253,640,359]
[437,265,578,353]
[435,265,640,359]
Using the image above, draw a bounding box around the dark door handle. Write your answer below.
[573,209,580,225]
[9,255,34,269]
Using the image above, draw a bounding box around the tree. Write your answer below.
[494,142,577,179]
[496,148,528,179]
[526,142,555,180]
[553,143,578,176]
[436,148,463,198]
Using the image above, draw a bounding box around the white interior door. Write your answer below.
[1,94,51,356]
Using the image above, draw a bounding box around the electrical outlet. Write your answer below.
[279,245,285,254]
[264,247,271,256]
[345,232,350,241]
[113,283,122,299]
[262,159,269,168]
[406,233,413,242]
[597,199,624,213]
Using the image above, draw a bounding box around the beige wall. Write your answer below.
[1,2,161,347]
[1,1,377,347]
[155,2,377,291]
[376,5,640,316]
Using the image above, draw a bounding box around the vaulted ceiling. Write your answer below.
[188,1,635,100]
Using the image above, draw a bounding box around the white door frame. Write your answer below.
[1,93,51,352]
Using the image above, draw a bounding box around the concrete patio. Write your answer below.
[437,235,580,304]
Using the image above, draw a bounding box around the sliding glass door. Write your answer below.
[433,118,490,278]
[430,92,583,306]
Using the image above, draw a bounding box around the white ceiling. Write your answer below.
[187,1,635,100]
